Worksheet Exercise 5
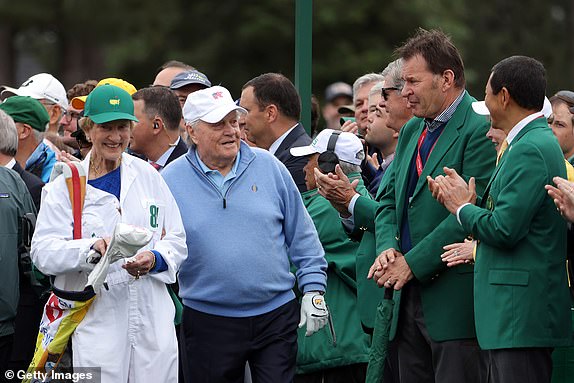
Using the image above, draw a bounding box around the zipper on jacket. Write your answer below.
[186,149,253,209]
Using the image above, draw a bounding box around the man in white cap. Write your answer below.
[1,73,68,136]
[162,85,329,383]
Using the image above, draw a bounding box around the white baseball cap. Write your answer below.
[182,85,246,124]
[472,96,552,118]
[290,129,365,165]
[1,73,68,110]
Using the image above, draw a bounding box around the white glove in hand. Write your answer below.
[298,292,329,336]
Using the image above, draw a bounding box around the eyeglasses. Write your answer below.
[381,87,399,101]
[62,110,83,121]
[38,99,56,109]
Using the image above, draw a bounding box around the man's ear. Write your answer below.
[500,87,511,109]
[152,117,163,135]
[266,104,279,123]
[441,69,455,92]
[18,124,33,140]
[50,104,62,124]
[187,124,198,146]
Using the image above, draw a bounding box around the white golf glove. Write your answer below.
[298,292,329,336]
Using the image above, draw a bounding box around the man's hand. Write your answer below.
[340,119,359,135]
[368,248,414,290]
[546,176,574,223]
[314,165,359,216]
[366,152,380,170]
[368,248,402,278]
[368,251,413,290]
[427,167,476,214]
[299,292,329,336]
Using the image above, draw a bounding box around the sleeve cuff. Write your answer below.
[339,193,360,231]
[302,283,326,294]
[150,250,168,273]
[456,203,472,225]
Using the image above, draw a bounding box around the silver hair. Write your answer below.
[382,58,405,90]
[353,73,385,104]
[0,109,18,157]
[369,81,384,98]
[184,120,200,148]
[338,161,362,175]
[33,130,43,143]
[184,111,241,148]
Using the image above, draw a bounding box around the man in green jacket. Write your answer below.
[0,166,36,373]
[290,129,371,382]
[429,55,571,383]
[315,58,412,334]
[369,29,496,383]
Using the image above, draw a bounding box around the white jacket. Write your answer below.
[31,152,187,383]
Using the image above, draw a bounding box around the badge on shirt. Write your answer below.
[143,200,164,232]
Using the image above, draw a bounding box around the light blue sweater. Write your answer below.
[162,142,327,317]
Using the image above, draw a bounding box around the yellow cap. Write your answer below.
[70,78,137,110]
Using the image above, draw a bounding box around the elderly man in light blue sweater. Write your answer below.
[162,85,329,383]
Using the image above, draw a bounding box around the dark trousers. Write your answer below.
[0,334,13,383]
[396,283,487,383]
[294,363,367,383]
[488,348,553,383]
[182,299,299,383]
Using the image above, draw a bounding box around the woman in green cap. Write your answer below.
[31,84,187,383]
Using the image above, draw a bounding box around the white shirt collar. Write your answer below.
[268,124,298,155]
[4,158,16,169]
[506,112,544,144]
[149,137,180,168]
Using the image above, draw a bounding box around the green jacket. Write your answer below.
[460,118,571,349]
[0,167,36,336]
[349,170,392,331]
[375,91,496,341]
[296,187,370,373]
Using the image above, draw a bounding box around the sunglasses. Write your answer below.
[381,87,399,101]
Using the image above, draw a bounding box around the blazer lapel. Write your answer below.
[395,121,425,226]
[166,139,188,166]
[275,123,305,157]
[411,93,471,199]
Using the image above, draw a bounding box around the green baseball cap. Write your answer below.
[0,95,50,132]
[84,84,138,124]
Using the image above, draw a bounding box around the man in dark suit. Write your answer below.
[369,29,496,383]
[130,87,186,171]
[240,73,311,192]
[432,56,571,383]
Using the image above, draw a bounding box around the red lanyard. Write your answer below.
[415,127,440,176]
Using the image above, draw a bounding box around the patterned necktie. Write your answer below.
[496,140,508,166]
[150,162,162,171]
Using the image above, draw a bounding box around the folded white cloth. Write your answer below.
[85,223,153,293]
